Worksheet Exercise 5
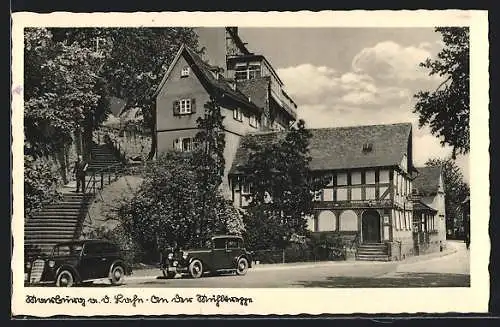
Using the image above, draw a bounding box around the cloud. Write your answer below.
[351,41,433,81]
[276,39,468,180]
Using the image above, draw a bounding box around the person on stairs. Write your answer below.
[73,155,88,193]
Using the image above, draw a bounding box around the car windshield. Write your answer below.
[52,244,83,256]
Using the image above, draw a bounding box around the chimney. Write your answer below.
[228,27,238,36]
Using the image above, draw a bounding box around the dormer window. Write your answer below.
[181,66,190,77]
[362,143,373,152]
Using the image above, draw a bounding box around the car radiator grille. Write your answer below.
[29,260,45,284]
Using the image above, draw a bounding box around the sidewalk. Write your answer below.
[128,245,458,279]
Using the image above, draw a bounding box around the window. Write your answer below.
[249,115,259,128]
[337,172,348,186]
[379,170,390,183]
[235,64,261,80]
[339,210,358,231]
[351,187,362,200]
[351,172,362,185]
[366,170,375,184]
[182,138,193,152]
[180,99,191,114]
[242,183,252,195]
[227,239,240,249]
[233,108,243,122]
[337,188,348,201]
[174,137,195,152]
[181,66,190,77]
[365,187,376,200]
[173,98,196,115]
[213,238,226,249]
[323,188,334,201]
[317,210,336,232]
[84,243,103,256]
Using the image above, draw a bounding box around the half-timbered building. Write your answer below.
[229,122,418,261]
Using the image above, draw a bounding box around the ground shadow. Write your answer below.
[294,272,470,288]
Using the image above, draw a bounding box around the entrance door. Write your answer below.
[362,210,381,243]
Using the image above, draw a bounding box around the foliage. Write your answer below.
[413,27,470,158]
[425,157,470,229]
[24,28,106,158]
[24,155,61,217]
[116,98,238,252]
[49,27,201,159]
[241,119,328,249]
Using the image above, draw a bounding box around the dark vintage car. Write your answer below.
[25,239,132,287]
[160,235,253,279]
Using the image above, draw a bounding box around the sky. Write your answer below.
[238,27,470,184]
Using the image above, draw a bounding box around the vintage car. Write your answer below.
[24,239,132,287]
[160,235,253,279]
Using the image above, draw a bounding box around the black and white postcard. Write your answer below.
[11,10,489,316]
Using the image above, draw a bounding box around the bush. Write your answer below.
[24,155,62,217]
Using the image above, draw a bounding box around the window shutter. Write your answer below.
[173,138,180,150]
[173,100,180,115]
[191,98,196,113]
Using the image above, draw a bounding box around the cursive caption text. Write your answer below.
[25,293,253,308]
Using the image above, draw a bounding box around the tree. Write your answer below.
[52,28,201,160]
[116,98,243,254]
[241,119,327,249]
[24,28,105,159]
[413,27,470,158]
[425,157,470,233]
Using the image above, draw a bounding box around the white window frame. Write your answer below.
[233,108,243,122]
[179,99,192,114]
[249,115,259,128]
[181,66,190,77]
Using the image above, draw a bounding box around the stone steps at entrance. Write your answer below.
[356,243,389,261]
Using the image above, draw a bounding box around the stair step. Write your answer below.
[27,219,79,224]
[356,255,389,261]
[25,237,76,243]
[25,231,76,237]
[24,224,76,233]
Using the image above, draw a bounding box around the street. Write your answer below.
[87,240,470,288]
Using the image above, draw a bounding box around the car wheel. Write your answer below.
[110,265,125,285]
[236,257,249,276]
[56,270,75,287]
[188,259,203,278]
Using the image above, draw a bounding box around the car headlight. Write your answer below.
[167,253,173,260]
[182,252,188,260]
[48,260,55,268]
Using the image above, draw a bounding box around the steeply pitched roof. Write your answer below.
[153,45,261,113]
[412,166,442,196]
[229,122,413,174]
[236,76,270,110]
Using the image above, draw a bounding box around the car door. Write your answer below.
[80,242,109,280]
[211,238,232,270]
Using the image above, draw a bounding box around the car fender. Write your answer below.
[234,254,252,268]
[108,259,128,276]
[55,264,82,283]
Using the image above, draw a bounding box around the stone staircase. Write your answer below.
[24,141,125,260]
[88,142,123,173]
[24,193,94,259]
[356,243,390,261]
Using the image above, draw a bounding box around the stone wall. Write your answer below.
[95,127,151,161]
